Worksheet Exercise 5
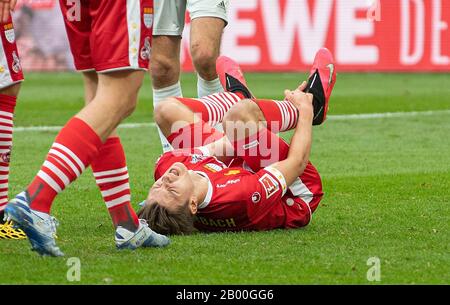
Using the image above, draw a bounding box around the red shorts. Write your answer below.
[59,0,153,72]
[0,18,24,89]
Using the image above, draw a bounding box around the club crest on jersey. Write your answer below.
[143,7,153,28]
[12,51,21,73]
[204,163,223,173]
[190,154,205,164]
[259,174,279,199]
[251,192,261,203]
[4,23,15,43]
[140,37,151,60]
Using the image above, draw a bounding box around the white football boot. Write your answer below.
[115,219,170,250]
[5,191,63,257]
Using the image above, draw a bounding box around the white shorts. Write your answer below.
[153,0,229,36]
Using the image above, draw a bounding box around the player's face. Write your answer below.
[147,162,195,213]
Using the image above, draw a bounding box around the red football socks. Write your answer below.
[91,137,139,231]
[0,94,16,212]
[27,117,102,213]
[253,99,299,132]
[177,92,242,126]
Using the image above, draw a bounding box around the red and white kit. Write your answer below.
[0,18,24,89]
[154,131,323,232]
[59,0,153,72]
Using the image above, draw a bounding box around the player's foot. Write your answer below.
[216,55,254,99]
[4,192,63,256]
[0,220,27,240]
[115,219,170,250]
[305,48,337,125]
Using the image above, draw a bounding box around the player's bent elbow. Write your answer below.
[294,157,310,178]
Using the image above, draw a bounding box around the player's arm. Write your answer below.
[0,0,17,23]
[269,88,314,186]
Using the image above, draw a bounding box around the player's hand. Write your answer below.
[284,82,313,111]
[298,80,308,92]
[0,0,16,23]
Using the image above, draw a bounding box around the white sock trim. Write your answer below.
[197,76,223,98]
[152,83,180,152]
[153,82,183,106]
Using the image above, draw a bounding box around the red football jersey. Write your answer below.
[154,149,323,232]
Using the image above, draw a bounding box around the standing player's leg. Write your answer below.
[81,72,138,232]
[189,16,226,97]
[4,0,168,256]
[0,84,20,219]
[0,84,26,240]
[0,16,26,239]
[4,71,144,256]
[189,0,229,132]
[151,0,186,152]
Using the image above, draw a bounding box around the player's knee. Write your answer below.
[0,83,21,97]
[122,74,144,116]
[117,89,141,119]
[154,97,182,127]
[119,97,138,120]
[150,54,179,85]
[224,100,257,123]
[191,44,218,79]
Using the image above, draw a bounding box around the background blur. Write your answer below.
[14,0,450,73]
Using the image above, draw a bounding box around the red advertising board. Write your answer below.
[181,0,450,72]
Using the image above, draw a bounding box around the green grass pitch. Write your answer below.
[0,72,449,284]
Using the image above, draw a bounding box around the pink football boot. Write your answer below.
[216,55,254,99]
[305,48,337,125]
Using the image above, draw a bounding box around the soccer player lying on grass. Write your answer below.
[137,48,336,234]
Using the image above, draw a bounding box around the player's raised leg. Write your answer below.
[154,90,243,150]
[222,46,338,167]
[218,48,336,128]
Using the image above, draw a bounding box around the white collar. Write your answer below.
[195,171,213,209]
